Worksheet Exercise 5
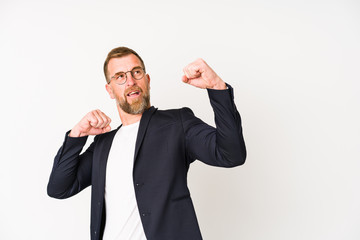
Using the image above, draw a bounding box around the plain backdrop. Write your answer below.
[1,0,359,239]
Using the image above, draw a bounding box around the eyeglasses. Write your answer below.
[109,67,145,85]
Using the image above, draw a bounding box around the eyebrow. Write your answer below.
[113,66,143,76]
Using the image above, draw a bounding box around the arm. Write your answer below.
[47,133,94,199]
[181,85,246,167]
[47,109,111,199]
[181,59,246,167]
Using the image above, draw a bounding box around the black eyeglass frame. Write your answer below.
[109,66,146,85]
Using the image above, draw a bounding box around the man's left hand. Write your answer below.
[182,58,227,90]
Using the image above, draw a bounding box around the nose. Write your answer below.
[125,72,136,86]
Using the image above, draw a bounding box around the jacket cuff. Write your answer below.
[207,83,234,102]
[64,129,88,145]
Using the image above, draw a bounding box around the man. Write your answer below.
[47,47,246,240]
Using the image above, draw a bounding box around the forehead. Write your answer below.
[108,54,142,74]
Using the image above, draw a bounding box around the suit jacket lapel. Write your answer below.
[98,127,120,193]
[134,106,157,161]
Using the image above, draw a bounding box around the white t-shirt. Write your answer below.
[103,121,147,240]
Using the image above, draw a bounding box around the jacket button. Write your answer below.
[142,212,150,217]
[98,202,100,206]
[94,231,97,235]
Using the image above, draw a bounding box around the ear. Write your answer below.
[105,83,115,99]
[146,74,150,84]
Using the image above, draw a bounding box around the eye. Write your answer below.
[116,73,125,79]
[132,68,143,76]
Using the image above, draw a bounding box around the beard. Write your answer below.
[116,85,150,115]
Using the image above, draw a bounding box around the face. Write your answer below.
[106,54,151,115]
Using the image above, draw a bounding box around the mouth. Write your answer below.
[126,89,141,98]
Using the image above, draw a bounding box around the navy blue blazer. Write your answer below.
[47,85,246,240]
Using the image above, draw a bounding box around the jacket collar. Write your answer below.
[134,106,157,161]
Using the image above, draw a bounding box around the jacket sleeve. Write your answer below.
[47,131,97,199]
[180,84,246,167]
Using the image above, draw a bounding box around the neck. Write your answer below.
[117,104,145,126]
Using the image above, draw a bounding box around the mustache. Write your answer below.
[124,86,143,96]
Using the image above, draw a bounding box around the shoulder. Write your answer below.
[143,107,194,132]
[152,107,195,121]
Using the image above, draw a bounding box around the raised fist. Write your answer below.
[69,109,111,137]
[182,58,226,90]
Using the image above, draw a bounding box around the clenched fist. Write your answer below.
[182,58,226,90]
[69,109,112,137]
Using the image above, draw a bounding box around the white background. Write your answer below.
[1,0,359,239]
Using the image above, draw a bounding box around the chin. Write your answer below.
[119,99,148,115]
[117,91,150,115]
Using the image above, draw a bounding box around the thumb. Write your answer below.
[102,125,111,133]
[182,75,189,83]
